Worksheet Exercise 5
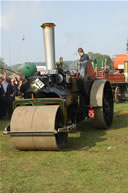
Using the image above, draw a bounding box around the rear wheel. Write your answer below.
[90,80,113,129]
[115,86,121,103]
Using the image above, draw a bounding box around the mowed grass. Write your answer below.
[0,103,128,193]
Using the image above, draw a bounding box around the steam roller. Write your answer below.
[5,23,114,150]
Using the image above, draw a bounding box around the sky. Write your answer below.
[0,1,128,66]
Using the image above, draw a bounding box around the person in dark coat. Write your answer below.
[13,77,19,96]
[20,79,30,99]
[6,78,16,119]
[77,48,89,65]
[0,76,6,118]
[75,48,89,77]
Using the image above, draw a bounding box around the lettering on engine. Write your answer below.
[40,69,58,75]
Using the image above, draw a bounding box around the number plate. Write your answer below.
[40,69,58,75]
[31,78,44,90]
[35,78,44,88]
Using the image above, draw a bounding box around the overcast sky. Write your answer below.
[0,1,128,65]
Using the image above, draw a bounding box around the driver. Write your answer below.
[77,48,89,65]
[75,48,89,77]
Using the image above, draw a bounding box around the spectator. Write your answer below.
[6,77,16,119]
[2,71,8,93]
[11,78,17,96]
[13,77,19,96]
[0,76,6,118]
[20,78,29,99]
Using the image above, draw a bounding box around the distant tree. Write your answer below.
[0,57,5,74]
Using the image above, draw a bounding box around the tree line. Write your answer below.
[0,52,113,75]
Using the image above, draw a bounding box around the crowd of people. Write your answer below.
[0,72,23,120]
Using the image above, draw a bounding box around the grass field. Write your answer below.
[0,103,128,193]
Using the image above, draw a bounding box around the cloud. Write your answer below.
[1,10,16,31]
[1,1,43,32]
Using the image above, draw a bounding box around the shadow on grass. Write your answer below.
[111,112,128,130]
[0,118,10,131]
[66,120,107,151]
[66,112,128,151]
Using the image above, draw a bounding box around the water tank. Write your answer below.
[22,63,37,78]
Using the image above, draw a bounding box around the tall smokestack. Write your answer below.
[41,23,56,70]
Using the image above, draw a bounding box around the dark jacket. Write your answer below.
[20,82,29,99]
[80,53,89,62]
[0,84,4,96]
[6,83,16,101]
[0,84,6,118]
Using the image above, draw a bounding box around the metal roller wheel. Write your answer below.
[10,105,68,150]
[90,80,113,129]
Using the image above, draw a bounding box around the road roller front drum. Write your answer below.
[10,105,68,150]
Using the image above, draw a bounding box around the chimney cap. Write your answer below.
[41,23,56,28]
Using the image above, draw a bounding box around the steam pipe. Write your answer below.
[0,67,22,77]
[41,23,56,70]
